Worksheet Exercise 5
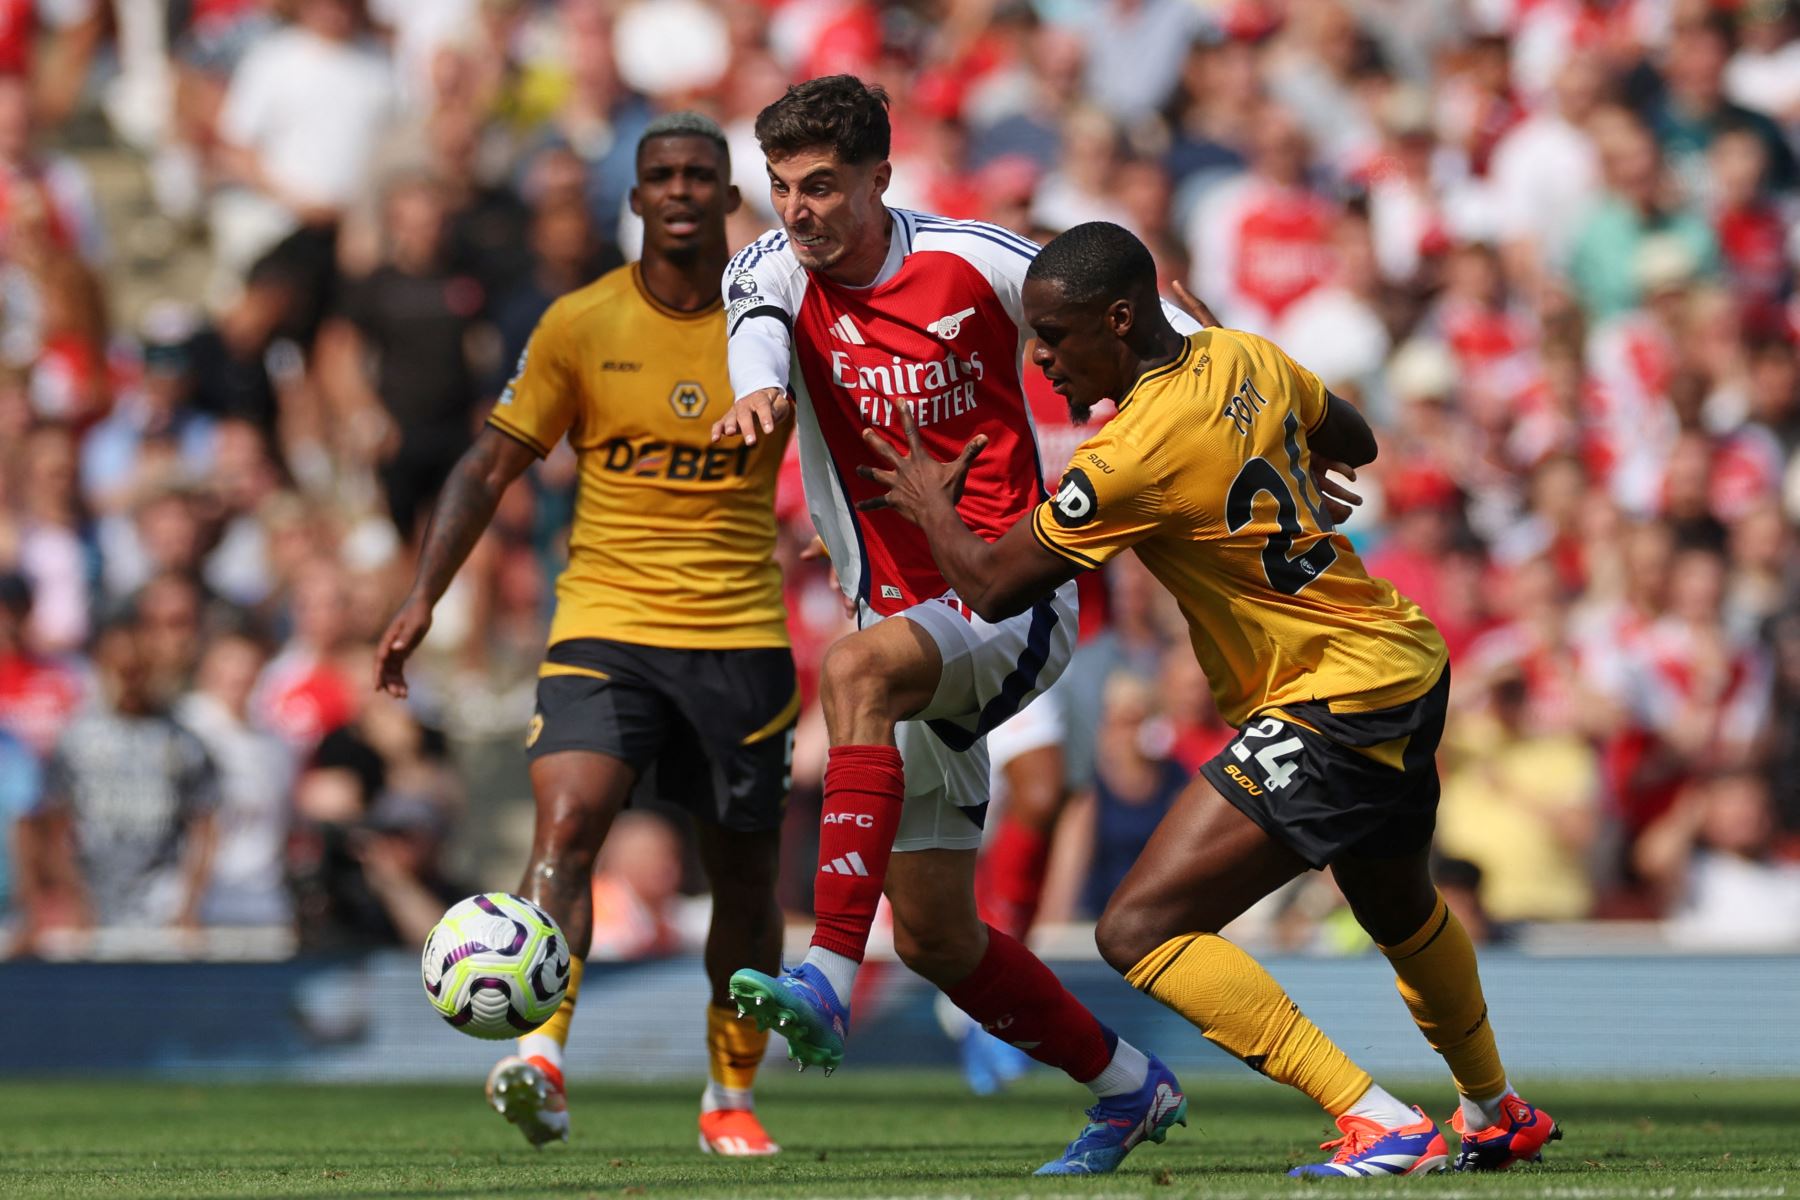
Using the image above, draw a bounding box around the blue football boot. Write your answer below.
[728,963,849,1072]
[1034,1054,1187,1175]
[1288,1106,1450,1177]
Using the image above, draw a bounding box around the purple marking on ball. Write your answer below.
[530,937,561,1001]
[440,940,491,973]
[471,895,528,954]
[448,975,514,1029]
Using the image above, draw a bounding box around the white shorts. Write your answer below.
[861,581,1078,853]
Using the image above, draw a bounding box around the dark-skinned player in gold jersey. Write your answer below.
[375,113,792,1158]
[857,221,1562,1179]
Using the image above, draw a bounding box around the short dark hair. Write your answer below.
[754,75,891,165]
[636,111,731,171]
[1025,221,1158,307]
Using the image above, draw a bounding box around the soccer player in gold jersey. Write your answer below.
[375,114,791,1157]
[858,221,1561,1178]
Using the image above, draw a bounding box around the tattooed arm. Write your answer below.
[374,427,539,697]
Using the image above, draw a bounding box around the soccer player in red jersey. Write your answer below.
[713,76,1195,1176]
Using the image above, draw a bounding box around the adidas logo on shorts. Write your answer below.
[820,852,870,876]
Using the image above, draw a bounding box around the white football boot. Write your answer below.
[486,1055,570,1146]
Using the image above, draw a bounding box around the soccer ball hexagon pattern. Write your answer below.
[421,893,571,1039]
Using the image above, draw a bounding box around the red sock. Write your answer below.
[810,744,905,961]
[978,817,1051,939]
[944,924,1116,1083]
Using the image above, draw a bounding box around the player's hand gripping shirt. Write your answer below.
[489,264,789,651]
[724,209,1199,618]
[1032,329,1447,728]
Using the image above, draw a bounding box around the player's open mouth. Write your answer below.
[663,212,701,235]
[792,232,829,249]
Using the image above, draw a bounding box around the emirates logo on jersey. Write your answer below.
[830,349,986,430]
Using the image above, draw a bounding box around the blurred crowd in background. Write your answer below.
[1,0,1799,961]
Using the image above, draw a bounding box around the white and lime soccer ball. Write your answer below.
[421,893,571,1039]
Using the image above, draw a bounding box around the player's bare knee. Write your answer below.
[893,919,983,986]
[820,637,901,737]
[529,795,610,884]
[1333,853,1437,944]
[1095,900,1167,976]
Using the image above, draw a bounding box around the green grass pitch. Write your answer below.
[3,1073,1793,1198]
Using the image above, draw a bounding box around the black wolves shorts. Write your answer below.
[1200,666,1451,869]
[526,638,798,833]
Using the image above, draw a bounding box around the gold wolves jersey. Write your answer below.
[1031,329,1445,728]
[488,264,789,651]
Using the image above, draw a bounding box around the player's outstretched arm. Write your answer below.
[857,406,1081,623]
[374,427,538,698]
[710,386,794,447]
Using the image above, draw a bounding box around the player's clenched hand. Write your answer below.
[711,387,793,446]
[374,596,433,698]
[854,403,987,524]
[1169,279,1221,328]
[1311,457,1363,526]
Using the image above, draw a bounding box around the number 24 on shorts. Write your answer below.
[1231,718,1302,791]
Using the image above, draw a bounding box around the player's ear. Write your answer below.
[725,184,742,215]
[1106,297,1135,338]
[871,159,892,198]
[628,184,642,218]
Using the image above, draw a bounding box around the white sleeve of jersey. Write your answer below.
[1161,297,1204,335]
[906,211,1204,335]
[723,231,807,402]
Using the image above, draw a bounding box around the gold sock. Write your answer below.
[1127,932,1372,1116]
[706,1001,769,1093]
[534,958,584,1051]
[1377,892,1507,1100]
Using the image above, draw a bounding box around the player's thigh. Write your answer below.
[524,652,676,853]
[819,615,943,735]
[1322,675,1452,943]
[1095,773,1308,973]
[527,751,638,853]
[903,582,1078,743]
